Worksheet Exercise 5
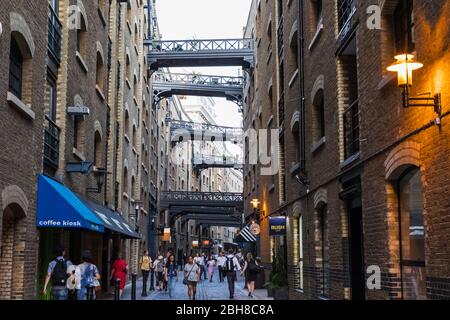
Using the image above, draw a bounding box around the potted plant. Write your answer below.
[264,248,288,300]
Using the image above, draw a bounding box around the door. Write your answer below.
[348,205,365,300]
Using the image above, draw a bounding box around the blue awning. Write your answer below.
[36,174,104,232]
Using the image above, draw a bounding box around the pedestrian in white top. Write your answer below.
[216,251,227,283]
[224,249,241,299]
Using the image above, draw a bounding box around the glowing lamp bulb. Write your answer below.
[387,54,423,87]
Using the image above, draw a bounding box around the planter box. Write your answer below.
[274,287,289,300]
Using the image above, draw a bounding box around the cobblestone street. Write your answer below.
[106,267,271,301]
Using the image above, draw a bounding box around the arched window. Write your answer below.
[94,131,102,166]
[96,51,105,92]
[9,33,33,104]
[134,23,139,45]
[133,75,138,98]
[398,167,425,300]
[132,124,137,148]
[125,110,130,138]
[76,14,87,57]
[126,54,131,81]
[123,167,129,194]
[131,176,136,198]
[312,89,325,143]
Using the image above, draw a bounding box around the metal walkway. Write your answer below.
[170,119,243,144]
[193,155,243,171]
[153,72,244,107]
[145,38,254,71]
[161,191,243,209]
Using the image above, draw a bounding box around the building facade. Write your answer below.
[244,0,450,300]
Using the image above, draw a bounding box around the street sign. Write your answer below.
[192,240,199,247]
[250,223,260,235]
[67,105,90,116]
[269,216,286,236]
[162,228,171,241]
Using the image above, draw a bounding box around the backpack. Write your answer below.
[156,260,164,272]
[80,264,95,289]
[225,257,234,272]
[51,258,68,286]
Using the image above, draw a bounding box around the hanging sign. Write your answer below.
[269,216,286,236]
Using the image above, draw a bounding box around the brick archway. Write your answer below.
[384,141,421,180]
[0,185,28,299]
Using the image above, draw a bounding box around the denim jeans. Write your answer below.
[51,287,68,300]
[168,276,177,298]
[77,286,96,300]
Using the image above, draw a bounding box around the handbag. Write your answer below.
[183,264,196,285]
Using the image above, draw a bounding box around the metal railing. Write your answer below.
[44,116,61,169]
[148,38,254,52]
[161,191,243,203]
[193,155,241,165]
[279,92,285,131]
[154,72,244,88]
[343,99,360,159]
[277,16,284,57]
[337,0,357,42]
[48,4,62,63]
[170,119,243,138]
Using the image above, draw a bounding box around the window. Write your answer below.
[123,168,129,194]
[76,15,87,57]
[297,216,304,290]
[131,176,135,198]
[9,37,23,99]
[312,89,325,142]
[398,168,426,300]
[318,206,329,297]
[73,117,84,151]
[96,51,105,92]
[94,131,102,166]
[47,78,57,121]
[125,110,130,138]
[394,0,415,54]
[132,125,137,148]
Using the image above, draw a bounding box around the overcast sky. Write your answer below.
[155,0,252,128]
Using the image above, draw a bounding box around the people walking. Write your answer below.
[207,255,216,282]
[201,252,208,280]
[77,250,101,300]
[224,249,241,299]
[154,255,165,290]
[140,250,152,297]
[183,255,200,300]
[216,251,226,283]
[43,245,73,300]
[67,263,80,300]
[110,253,128,298]
[241,252,261,298]
[164,254,178,299]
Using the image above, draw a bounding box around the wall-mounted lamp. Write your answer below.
[250,198,260,209]
[387,54,442,119]
[87,168,110,193]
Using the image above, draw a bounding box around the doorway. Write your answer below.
[348,204,365,300]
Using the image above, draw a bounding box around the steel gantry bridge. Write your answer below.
[170,119,243,144]
[145,38,254,71]
[192,155,243,171]
[161,191,244,226]
[153,72,244,108]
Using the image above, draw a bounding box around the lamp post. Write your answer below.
[387,53,442,120]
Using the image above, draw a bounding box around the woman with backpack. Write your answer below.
[154,255,165,290]
[241,252,260,298]
[110,252,128,298]
[77,250,101,300]
[164,254,178,299]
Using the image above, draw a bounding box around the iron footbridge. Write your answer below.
[152,72,244,108]
[170,119,243,144]
[145,38,254,71]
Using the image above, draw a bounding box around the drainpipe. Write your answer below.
[298,0,306,172]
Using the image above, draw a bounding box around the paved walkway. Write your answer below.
[101,267,272,301]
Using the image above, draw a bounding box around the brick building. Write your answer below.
[0,0,156,299]
[244,0,450,300]
[0,1,48,299]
